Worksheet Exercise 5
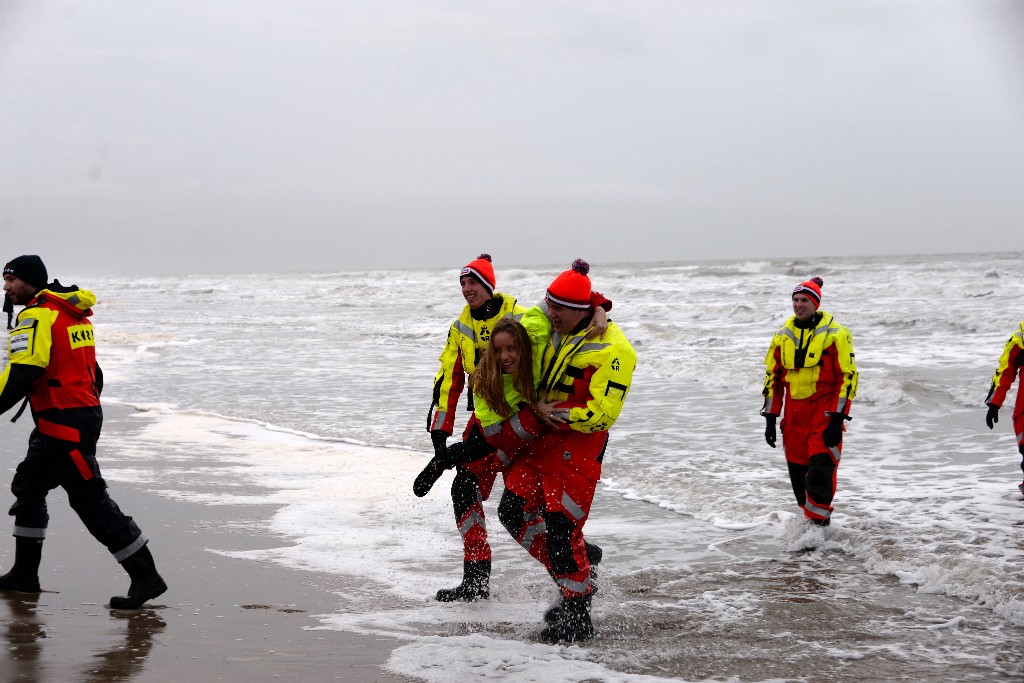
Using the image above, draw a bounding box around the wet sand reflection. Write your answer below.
[0,593,165,682]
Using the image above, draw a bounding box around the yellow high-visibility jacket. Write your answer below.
[985,321,1024,415]
[536,320,636,434]
[429,292,523,434]
[0,285,102,418]
[762,311,858,416]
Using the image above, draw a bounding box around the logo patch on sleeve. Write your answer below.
[68,324,95,349]
[9,332,29,355]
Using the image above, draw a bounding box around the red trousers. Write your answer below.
[781,395,843,522]
[449,411,539,563]
[503,430,606,598]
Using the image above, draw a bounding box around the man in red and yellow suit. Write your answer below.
[984,321,1024,495]
[762,277,858,526]
[419,254,524,602]
[0,255,167,609]
[497,259,636,644]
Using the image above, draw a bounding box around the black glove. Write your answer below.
[822,412,847,448]
[763,414,777,448]
[414,442,459,498]
[986,404,999,429]
[430,429,450,457]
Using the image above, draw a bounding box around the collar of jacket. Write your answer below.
[470,296,502,321]
[793,311,822,330]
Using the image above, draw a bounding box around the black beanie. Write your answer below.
[3,255,48,289]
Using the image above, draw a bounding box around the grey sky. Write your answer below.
[1,1,1021,276]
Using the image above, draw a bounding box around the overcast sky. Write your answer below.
[1,1,1021,276]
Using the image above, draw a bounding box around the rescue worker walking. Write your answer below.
[0,255,167,609]
[497,259,636,644]
[761,277,858,526]
[984,321,1024,495]
[418,254,525,602]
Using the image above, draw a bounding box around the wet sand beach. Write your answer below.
[0,404,413,682]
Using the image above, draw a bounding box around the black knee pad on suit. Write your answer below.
[543,511,579,575]
[450,468,481,520]
[805,452,837,505]
[497,490,527,537]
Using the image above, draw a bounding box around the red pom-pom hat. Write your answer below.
[792,277,824,309]
[460,254,496,295]
[546,258,593,310]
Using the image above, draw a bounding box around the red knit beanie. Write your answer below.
[460,254,496,295]
[546,259,592,310]
[792,277,823,308]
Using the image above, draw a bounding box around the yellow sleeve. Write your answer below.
[761,336,784,414]
[0,308,54,412]
[429,323,469,434]
[519,305,552,383]
[986,324,1024,406]
[833,326,858,413]
[433,324,465,411]
[8,308,54,369]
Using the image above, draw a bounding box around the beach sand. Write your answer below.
[0,404,414,682]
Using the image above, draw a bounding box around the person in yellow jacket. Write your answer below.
[416,313,548,600]
[984,321,1024,495]
[424,254,522,465]
[415,266,608,603]
[0,255,167,609]
[497,259,636,644]
[761,277,858,527]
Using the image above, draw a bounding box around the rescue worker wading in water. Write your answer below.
[0,255,167,609]
[417,254,523,601]
[497,259,636,643]
[984,321,1024,496]
[417,255,606,603]
[761,277,858,526]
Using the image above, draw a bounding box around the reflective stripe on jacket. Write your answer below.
[985,321,1024,414]
[762,310,858,415]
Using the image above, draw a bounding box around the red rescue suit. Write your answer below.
[763,311,858,523]
[503,319,635,598]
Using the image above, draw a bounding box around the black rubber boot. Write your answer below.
[435,560,490,602]
[544,542,602,624]
[0,538,43,594]
[539,593,594,644]
[110,545,167,610]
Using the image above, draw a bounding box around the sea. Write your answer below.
[55,251,1024,681]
